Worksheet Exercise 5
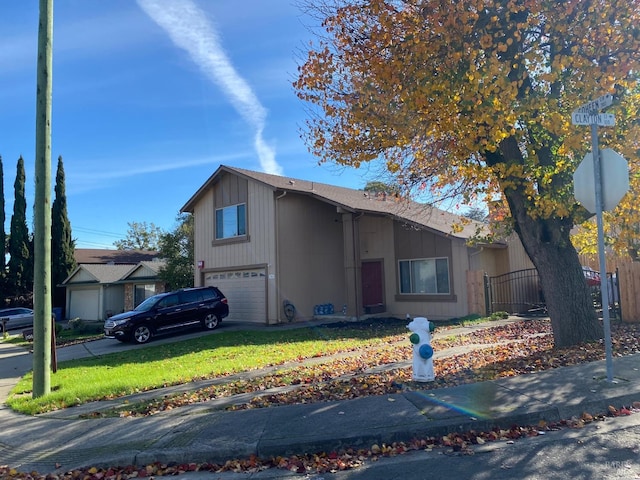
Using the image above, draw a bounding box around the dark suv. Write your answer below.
[104,286,229,344]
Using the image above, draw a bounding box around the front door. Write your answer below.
[361,260,384,307]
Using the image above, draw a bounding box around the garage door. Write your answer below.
[69,288,101,321]
[204,269,266,323]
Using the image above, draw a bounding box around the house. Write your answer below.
[181,165,520,325]
[61,249,166,321]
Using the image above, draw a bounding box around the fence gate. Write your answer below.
[484,268,621,319]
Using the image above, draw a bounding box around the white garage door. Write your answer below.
[204,269,266,323]
[69,288,101,321]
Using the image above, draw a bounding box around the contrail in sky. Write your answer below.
[137,0,283,175]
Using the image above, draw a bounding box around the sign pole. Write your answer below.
[591,122,614,383]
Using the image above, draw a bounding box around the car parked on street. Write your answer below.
[0,307,34,331]
[103,286,229,344]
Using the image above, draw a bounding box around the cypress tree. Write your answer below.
[0,156,5,296]
[51,156,75,305]
[7,156,30,297]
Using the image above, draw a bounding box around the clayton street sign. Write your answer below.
[571,112,616,126]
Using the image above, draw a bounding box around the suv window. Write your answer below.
[157,294,179,309]
[201,288,218,301]
[181,290,203,304]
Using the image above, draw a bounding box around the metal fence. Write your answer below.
[484,268,621,319]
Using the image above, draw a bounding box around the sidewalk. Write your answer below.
[1,318,639,476]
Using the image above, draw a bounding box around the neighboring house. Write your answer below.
[62,249,165,321]
[181,165,526,325]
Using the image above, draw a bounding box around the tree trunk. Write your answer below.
[516,220,603,348]
[487,135,604,348]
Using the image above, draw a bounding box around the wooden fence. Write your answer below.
[580,254,640,323]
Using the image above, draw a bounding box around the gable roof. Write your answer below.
[181,165,488,240]
[63,264,134,285]
[62,260,166,286]
[74,249,160,265]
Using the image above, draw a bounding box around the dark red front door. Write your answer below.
[362,261,384,306]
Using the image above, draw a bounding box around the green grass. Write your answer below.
[7,321,410,415]
[6,315,501,415]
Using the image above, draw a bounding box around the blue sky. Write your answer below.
[0,1,379,249]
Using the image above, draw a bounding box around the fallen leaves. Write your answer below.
[7,319,640,479]
[91,319,640,418]
[3,402,640,479]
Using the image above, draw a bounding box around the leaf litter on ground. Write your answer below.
[6,317,640,479]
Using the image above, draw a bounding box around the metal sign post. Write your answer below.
[590,123,614,383]
[572,93,618,383]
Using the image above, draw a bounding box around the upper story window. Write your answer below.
[399,257,450,294]
[215,203,246,240]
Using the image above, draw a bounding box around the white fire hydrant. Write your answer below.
[407,317,435,382]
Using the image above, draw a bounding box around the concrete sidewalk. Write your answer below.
[1,320,639,476]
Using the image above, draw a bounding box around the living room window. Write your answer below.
[215,203,246,239]
[399,257,450,294]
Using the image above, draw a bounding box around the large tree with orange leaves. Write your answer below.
[294,0,640,347]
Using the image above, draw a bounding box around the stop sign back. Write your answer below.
[573,148,629,213]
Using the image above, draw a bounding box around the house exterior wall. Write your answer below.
[186,169,522,324]
[193,173,278,322]
[357,214,476,320]
[468,245,510,277]
[390,222,470,320]
[505,233,535,272]
[277,193,346,319]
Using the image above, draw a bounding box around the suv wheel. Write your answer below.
[132,324,152,344]
[203,313,220,330]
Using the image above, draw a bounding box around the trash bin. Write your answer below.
[52,307,63,322]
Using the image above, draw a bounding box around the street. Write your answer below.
[165,412,640,480]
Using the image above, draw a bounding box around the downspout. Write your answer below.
[275,191,287,323]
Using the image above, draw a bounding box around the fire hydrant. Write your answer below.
[407,317,435,382]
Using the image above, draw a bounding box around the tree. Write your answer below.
[114,221,162,251]
[364,180,401,195]
[158,213,194,290]
[463,207,489,223]
[0,156,6,295]
[7,156,31,297]
[51,156,76,302]
[294,0,640,347]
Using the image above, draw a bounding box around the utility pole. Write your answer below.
[33,0,54,397]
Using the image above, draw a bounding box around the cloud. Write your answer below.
[137,0,283,176]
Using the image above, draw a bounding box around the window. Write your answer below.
[399,258,450,294]
[157,294,179,309]
[134,284,156,307]
[215,204,246,239]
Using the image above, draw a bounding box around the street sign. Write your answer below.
[573,148,629,213]
[571,112,615,126]
[573,93,613,114]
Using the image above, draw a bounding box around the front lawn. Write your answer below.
[7,318,411,414]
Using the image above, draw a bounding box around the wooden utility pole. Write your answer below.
[33,0,53,398]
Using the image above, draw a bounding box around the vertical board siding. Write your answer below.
[466,270,486,316]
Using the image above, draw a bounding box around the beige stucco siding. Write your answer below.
[277,193,346,319]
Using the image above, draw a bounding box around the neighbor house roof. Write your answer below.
[181,165,489,240]
[74,249,160,265]
[62,260,166,286]
[63,264,134,285]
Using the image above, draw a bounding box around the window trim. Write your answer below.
[398,257,451,295]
